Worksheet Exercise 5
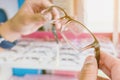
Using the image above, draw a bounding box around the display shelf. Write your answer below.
[0,32,117,71]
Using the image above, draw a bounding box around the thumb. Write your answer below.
[78,56,98,80]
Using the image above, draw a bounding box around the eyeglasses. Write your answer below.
[0,6,100,70]
[42,5,100,67]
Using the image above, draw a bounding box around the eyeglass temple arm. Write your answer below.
[81,41,100,67]
[52,24,59,44]
[49,6,101,67]
[95,47,100,67]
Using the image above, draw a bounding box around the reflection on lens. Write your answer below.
[58,42,95,66]
[61,20,95,51]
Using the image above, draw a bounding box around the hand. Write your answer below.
[78,51,120,80]
[10,0,59,35]
[78,56,98,80]
[99,51,120,80]
[0,0,59,42]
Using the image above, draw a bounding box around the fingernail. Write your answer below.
[85,56,96,65]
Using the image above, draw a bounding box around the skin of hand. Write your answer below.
[0,0,59,42]
[78,51,120,80]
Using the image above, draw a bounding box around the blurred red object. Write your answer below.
[10,74,77,80]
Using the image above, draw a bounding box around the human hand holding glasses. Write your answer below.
[78,51,120,80]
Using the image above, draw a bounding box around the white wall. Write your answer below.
[0,0,18,19]
[118,0,120,32]
[84,0,114,33]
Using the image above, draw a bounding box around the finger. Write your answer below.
[78,56,98,80]
[100,51,120,68]
[99,51,120,72]
[51,7,60,20]
[100,51,120,79]
[26,14,46,33]
[26,0,53,12]
[51,7,61,29]
[26,0,53,7]
[99,62,111,77]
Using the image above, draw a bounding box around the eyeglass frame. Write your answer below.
[42,5,100,67]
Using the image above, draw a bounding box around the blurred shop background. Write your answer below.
[0,0,119,33]
[0,0,120,80]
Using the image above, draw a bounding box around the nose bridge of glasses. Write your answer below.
[42,5,72,27]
